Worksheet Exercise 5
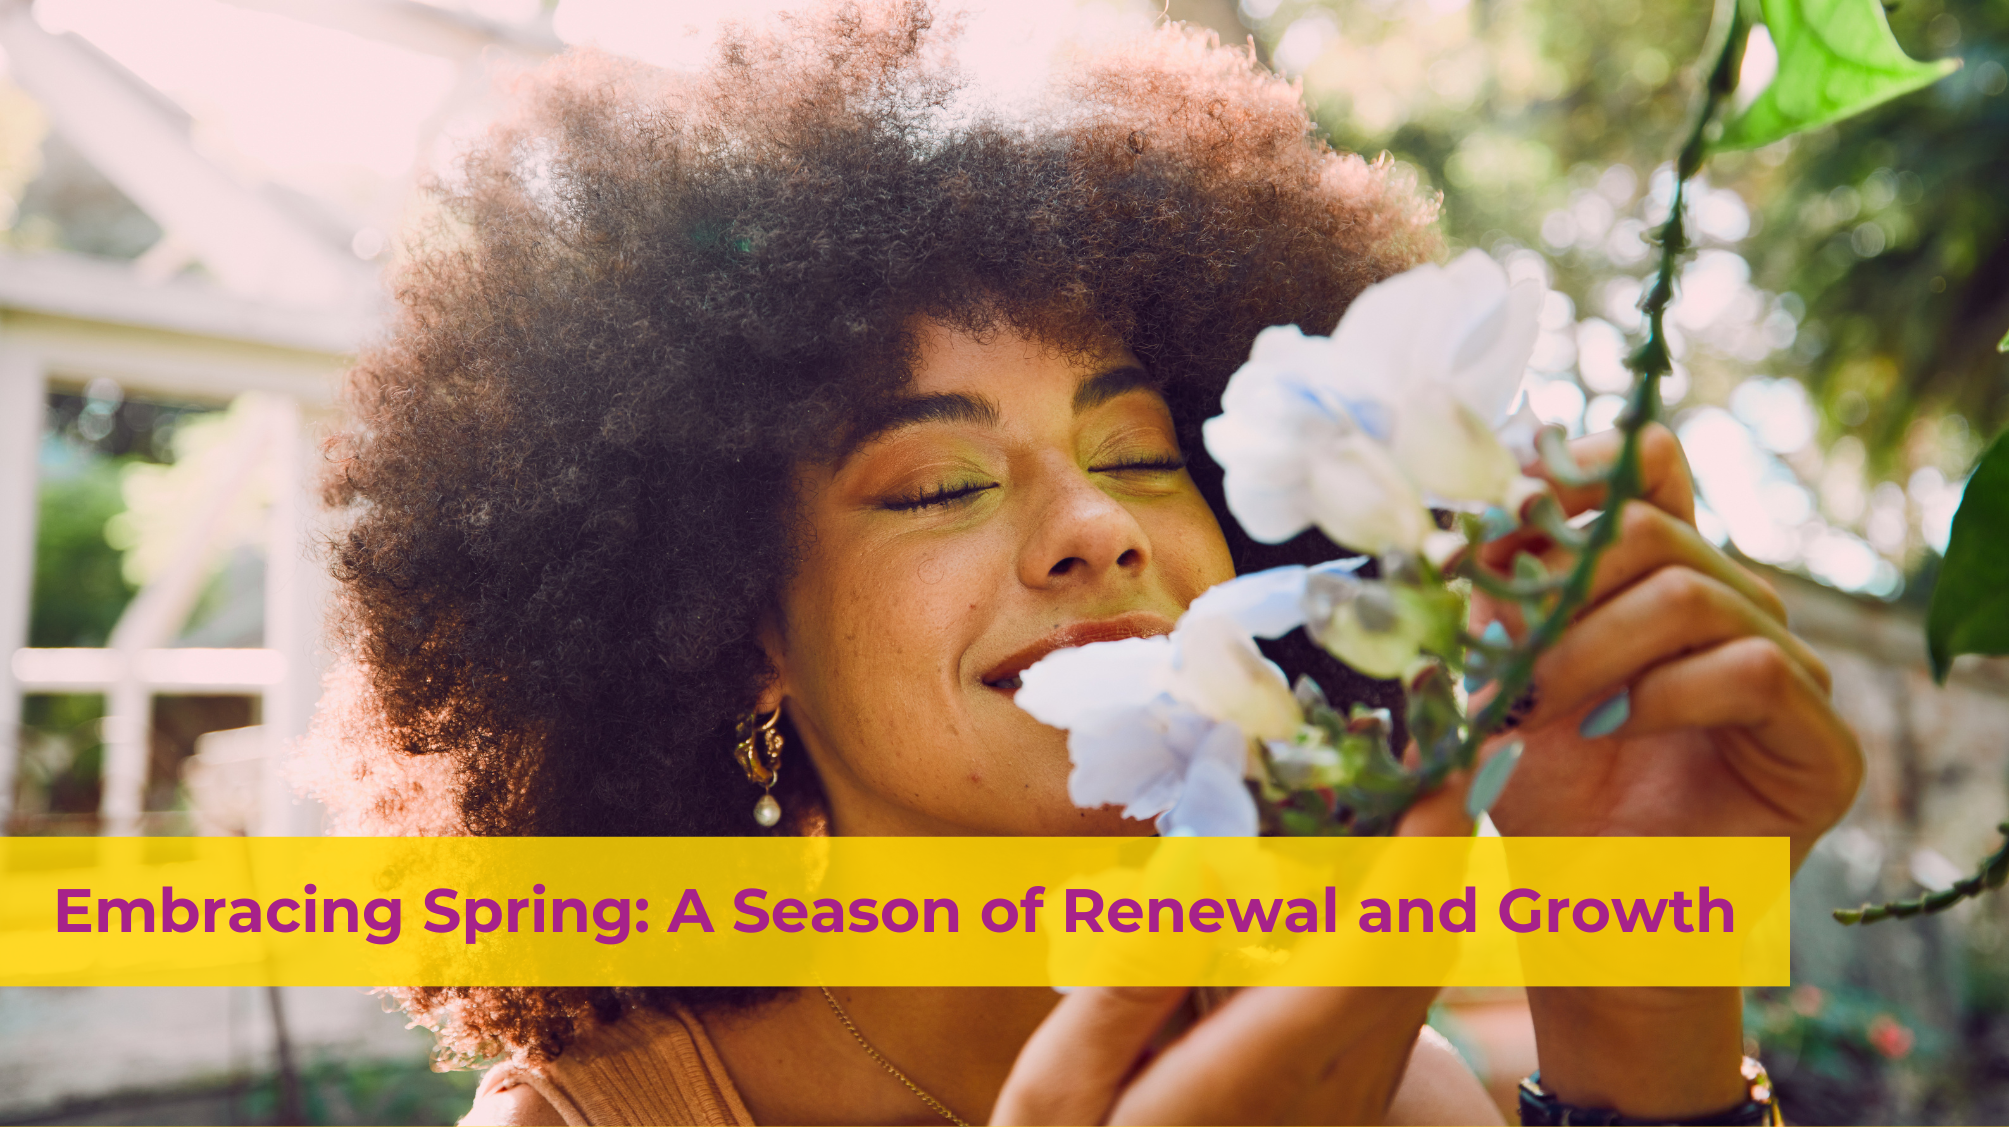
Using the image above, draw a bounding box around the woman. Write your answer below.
[310,3,1861,1122]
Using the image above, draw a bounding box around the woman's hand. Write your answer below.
[1472,423,1863,1121]
[991,780,1489,1127]
[1478,423,1862,870]
[990,983,1496,1126]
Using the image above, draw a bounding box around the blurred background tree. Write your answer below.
[1182,0,2005,604]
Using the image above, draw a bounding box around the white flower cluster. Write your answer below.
[1019,252,1548,834]
[1017,563,1362,836]
[1201,250,1547,559]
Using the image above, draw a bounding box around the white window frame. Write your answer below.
[0,264,350,836]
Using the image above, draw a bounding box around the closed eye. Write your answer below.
[1091,454,1186,474]
[883,455,1180,511]
[883,481,1000,511]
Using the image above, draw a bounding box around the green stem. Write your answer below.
[1444,0,1745,779]
[1834,823,2009,925]
[1463,565,1569,604]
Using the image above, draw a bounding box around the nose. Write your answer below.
[1018,461,1150,590]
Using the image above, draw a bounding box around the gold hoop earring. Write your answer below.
[734,708,784,827]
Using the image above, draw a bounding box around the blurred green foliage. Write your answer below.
[25,1052,481,1126]
[28,390,229,650]
[1746,982,1940,1123]
[1772,0,2006,476]
[16,693,106,818]
[1928,428,2009,678]
[254,1055,482,1126]
[28,449,134,648]
[1237,0,2004,489]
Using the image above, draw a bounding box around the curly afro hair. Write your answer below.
[312,0,1441,1062]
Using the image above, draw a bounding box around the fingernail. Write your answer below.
[1465,622,1511,693]
[1464,738,1524,820]
[1479,506,1516,541]
[1578,689,1631,738]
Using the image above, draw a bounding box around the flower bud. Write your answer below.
[1267,729,1347,789]
[1300,571,1426,679]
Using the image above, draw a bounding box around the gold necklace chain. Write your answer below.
[819,986,972,1127]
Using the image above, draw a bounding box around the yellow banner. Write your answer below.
[0,836,1788,987]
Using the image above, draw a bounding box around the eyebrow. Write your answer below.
[864,390,1003,437]
[1073,365,1156,412]
[844,364,1160,461]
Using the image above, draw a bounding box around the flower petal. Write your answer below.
[1329,260,1450,391]
[1442,252,1543,425]
[1218,471,1316,545]
[1187,713,1255,776]
[1387,384,1523,505]
[1167,614,1301,741]
[1493,399,1545,464]
[1305,434,1433,555]
[1157,755,1259,837]
[1065,713,1186,820]
[1017,635,1173,729]
[1185,566,1309,639]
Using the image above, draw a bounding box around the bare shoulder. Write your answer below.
[460,1075,567,1127]
[1385,1025,1505,1126]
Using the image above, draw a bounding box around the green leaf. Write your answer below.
[1998,325,2008,354]
[1718,0,1960,151]
[1927,430,2009,682]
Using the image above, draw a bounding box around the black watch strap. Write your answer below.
[1517,1058,1781,1127]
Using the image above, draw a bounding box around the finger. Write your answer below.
[1111,986,1433,1125]
[1608,637,1865,852]
[1519,565,1830,732]
[1580,503,1786,624]
[992,986,1188,1126]
[1530,422,1696,524]
[1396,758,1478,837]
[1473,502,1785,637]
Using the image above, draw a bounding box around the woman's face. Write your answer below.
[764,321,1237,835]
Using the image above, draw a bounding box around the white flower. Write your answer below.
[1019,566,1364,835]
[1306,433,1436,558]
[1015,563,1377,835]
[1385,384,1522,507]
[1016,639,1263,835]
[1202,250,1545,554]
[1061,696,1256,837]
[1164,613,1301,742]
[1182,557,1366,636]
[1332,249,1541,430]
[1195,560,1459,682]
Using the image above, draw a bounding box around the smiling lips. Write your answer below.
[979,611,1177,695]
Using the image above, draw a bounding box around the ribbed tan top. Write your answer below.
[473,1003,756,1126]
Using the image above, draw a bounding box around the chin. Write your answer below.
[1020,802,1155,837]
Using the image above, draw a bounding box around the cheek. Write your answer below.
[1147,493,1237,603]
[781,534,992,742]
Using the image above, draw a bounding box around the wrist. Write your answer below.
[1519,1056,1779,1126]
[1525,986,1745,1120]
